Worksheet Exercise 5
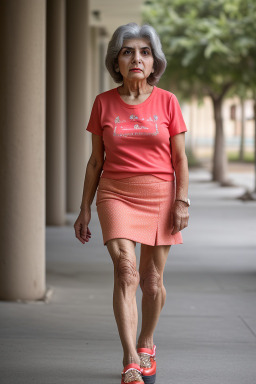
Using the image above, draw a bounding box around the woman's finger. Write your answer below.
[177,217,182,232]
[172,214,181,234]
[74,220,90,244]
[183,212,189,229]
[74,223,82,241]
[81,227,91,242]
[85,228,91,239]
[75,228,85,244]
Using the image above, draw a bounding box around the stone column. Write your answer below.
[66,0,91,213]
[46,0,66,225]
[0,0,46,300]
[99,29,111,93]
[90,26,100,100]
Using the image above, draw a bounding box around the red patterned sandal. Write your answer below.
[121,363,144,384]
[137,345,156,384]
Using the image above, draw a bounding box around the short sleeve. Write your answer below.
[86,96,103,136]
[168,94,187,136]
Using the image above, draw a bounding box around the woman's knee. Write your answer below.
[107,239,139,291]
[140,266,163,300]
[116,255,140,291]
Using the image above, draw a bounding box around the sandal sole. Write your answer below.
[142,373,156,384]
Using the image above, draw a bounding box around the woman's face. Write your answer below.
[117,38,154,83]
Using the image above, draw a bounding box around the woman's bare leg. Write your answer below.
[137,244,170,349]
[107,238,140,367]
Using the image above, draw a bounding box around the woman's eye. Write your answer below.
[142,50,150,55]
[123,50,131,55]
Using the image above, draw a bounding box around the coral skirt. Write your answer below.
[96,175,183,246]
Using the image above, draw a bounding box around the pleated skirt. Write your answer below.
[96,175,183,246]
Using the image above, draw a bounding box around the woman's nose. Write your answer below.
[132,51,141,63]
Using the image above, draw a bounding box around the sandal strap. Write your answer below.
[137,344,156,357]
[122,363,142,375]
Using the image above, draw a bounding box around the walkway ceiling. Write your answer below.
[89,0,145,36]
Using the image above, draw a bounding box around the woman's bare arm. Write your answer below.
[74,133,104,244]
[80,133,105,210]
[170,132,189,235]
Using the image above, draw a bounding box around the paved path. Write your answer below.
[1,168,256,384]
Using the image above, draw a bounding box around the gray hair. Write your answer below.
[105,23,167,85]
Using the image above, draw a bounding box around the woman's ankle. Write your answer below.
[123,352,140,367]
[137,336,154,350]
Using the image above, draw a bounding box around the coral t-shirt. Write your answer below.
[86,86,187,181]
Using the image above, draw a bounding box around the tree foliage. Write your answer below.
[143,0,256,183]
[143,0,256,99]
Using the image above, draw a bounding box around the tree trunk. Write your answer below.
[239,99,245,161]
[211,96,229,184]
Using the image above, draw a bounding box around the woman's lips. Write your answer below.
[129,68,142,72]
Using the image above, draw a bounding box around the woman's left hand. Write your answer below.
[171,200,189,235]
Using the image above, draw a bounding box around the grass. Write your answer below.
[186,148,202,168]
[185,149,255,168]
[227,151,255,163]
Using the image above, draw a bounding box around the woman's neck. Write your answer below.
[118,81,153,98]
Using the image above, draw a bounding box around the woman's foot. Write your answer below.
[137,345,156,384]
[121,363,144,384]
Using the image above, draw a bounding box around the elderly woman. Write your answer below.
[74,23,189,384]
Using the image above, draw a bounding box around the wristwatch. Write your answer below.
[175,198,190,207]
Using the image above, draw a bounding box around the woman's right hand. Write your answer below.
[74,207,92,244]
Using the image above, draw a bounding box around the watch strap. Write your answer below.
[175,198,190,206]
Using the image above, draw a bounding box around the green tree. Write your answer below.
[143,0,256,184]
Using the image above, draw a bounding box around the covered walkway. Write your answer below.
[1,167,256,384]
